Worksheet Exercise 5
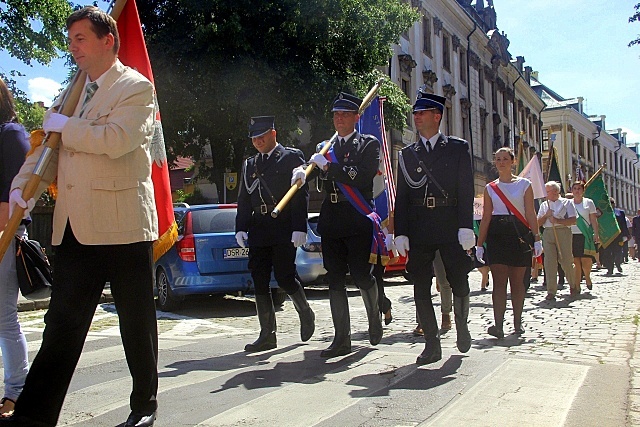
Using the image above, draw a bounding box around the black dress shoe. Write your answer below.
[416,345,442,365]
[124,411,156,427]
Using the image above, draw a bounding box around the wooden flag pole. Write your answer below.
[270,78,385,218]
[0,0,130,263]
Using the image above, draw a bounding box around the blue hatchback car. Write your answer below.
[154,203,282,311]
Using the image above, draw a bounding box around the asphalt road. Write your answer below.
[11,260,640,426]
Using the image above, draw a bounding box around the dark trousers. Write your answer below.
[407,242,471,300]
[601,241,623,273]
[373,261,391,314]
[322,234,375,291]
[248,244,298,295]
[14,225,158,426]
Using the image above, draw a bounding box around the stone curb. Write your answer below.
[17,291,114,312]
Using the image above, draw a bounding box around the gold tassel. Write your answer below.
[153,221,178,262]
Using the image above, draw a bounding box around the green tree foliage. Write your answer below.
[0,0,72,66]
[630,3,640,47]
[14,98,45,131]
[137,0,418,188]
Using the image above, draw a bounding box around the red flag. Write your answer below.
[117,0,177,260]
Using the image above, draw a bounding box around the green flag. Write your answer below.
[516,141,526,175]
[547,147,564,193]
[584,170,620,249]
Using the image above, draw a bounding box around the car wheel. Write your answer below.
[156,267,179,312]
[271,287,287,307]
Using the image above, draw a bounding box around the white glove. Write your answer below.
[9,189,35,219]
[394,235,410,257]
[475,246,485,264]
[458,228,476,250]
[235,231,248,248]
[291,231,306,248]
[622,236,628,242]
[43,113,69,134]
[310,153,328,169]
[384,233,396,251]
[534,241,543,257]
[291,166,306,186]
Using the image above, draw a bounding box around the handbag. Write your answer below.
[489,182,533,254]
[15,236,53,296]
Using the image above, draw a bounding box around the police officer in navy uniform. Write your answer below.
[294,92,383,358]
[236,116,315,352]
[394,91,476,365]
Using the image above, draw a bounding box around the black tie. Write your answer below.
[262,153,268,164]
[426,140,432,152]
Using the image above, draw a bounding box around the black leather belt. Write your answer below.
[328,192,373,204]
[410,197,457,208]
[253,204,276,215]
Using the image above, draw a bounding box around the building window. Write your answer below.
[478,67,485,98]
[423,18,431,56]
[491,82,497,112]
[401,78,411,128]
[542,129,549,151]
[578,134,585,158]
[445,105,452,136]
[502,92,508,118]
[528,116,533,138]
[587,139,592,161]
[459,48,467,84]
[442,33,450,71]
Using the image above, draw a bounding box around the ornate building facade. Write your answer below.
[386,0,544,195]
[532,74,640,214]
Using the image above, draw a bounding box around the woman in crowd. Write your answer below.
[476,147,542,338]
[570,181,599,291]
[0,77,31,416]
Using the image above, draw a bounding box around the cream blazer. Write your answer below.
[12,60,158,245]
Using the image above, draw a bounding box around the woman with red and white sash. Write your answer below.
[476,148,542,338]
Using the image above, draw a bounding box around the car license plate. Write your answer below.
[224,247,249,259]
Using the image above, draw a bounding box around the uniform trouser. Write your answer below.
[433,250,452,314]
[407,243,471,337]
[601,240,623,273]
[322,234,375,291]
[249,244,298,295]
[542,227,575,295]
[13,225,158,426]
[0,225,29,402]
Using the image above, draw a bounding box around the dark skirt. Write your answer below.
[486,215,533,267]
[572,233,596,261]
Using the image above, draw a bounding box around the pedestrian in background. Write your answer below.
[537,181,577,300]
[394,90,475,365]
[0,77,30,417]
[297,92,384,358]
[601,198,629,275]
[476,147,541,338]
[236,116,314,353]
[632,210,640,262]
[5,7,159,426]
[569,181,598,291]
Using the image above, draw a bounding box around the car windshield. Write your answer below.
[192,209,237,234]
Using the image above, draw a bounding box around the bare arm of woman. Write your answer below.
[590,212,599,242]
[477,187,493,247]
[523,186,539,241]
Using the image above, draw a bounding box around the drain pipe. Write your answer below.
[466,21,477,164]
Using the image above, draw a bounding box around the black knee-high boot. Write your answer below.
[453,295,471,353]
[289,284,315,342]
[320,289,351,358]
[415,298,441,365]
[244,294,277,352]
[360,284,383,345]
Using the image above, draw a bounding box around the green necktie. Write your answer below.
[80,82,98,117]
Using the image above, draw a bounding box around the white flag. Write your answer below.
[519,156,545,199]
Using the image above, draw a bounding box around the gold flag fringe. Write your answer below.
[153,220,178,262]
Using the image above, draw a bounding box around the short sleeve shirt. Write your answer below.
[570,197,596,234]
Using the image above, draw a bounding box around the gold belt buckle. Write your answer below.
[260,204,268,215]
[426,197,436,208]
[330,193,339,204]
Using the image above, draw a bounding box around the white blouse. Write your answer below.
[486,177,531,216]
